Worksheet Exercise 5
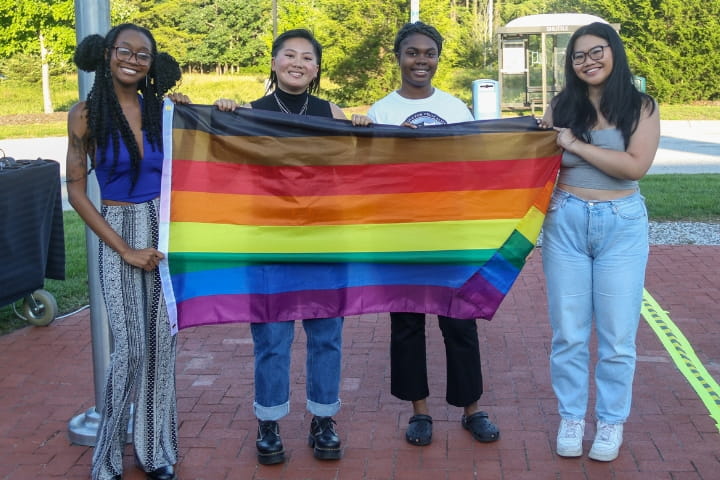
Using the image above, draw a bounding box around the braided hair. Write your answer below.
[394,21,444,57]
[73,23,181,189]
[267,29,323,95]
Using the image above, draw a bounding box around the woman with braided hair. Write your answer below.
[66,23,188,480]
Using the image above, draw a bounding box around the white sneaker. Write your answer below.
[588,421,623,461]
[556,418,584,457]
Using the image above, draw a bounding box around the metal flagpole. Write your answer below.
[67,0,118,447]
[410,0,420,22]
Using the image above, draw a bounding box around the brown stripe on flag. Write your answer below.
[172,129,559,166]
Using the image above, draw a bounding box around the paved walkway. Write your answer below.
[1,245,719,479]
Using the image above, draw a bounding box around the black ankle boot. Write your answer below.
[256,420,285,465]
[146,465,177,480]
[308,416,342,460]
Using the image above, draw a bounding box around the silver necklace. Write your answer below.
[273,92,309,115]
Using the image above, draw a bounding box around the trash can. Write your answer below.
[472,79,501,120]
[633,76,646,93]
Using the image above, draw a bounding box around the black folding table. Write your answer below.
[0,158,65,325]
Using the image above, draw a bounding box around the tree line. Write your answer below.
[0,0,718,109]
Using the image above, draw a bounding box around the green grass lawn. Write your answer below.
[1,173,718,334]
[0,75,80,115]
[641,174,720,221]
[0,73,270,140]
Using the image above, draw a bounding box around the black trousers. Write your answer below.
[390,312,483,407]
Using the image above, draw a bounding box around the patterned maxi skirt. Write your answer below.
[91,198,178,480]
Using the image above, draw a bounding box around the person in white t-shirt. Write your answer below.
[367,21,499,448]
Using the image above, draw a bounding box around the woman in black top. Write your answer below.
[215,29,347,119]
[215,29,368,465]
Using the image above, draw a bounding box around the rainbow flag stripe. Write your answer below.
[159,102,561,333]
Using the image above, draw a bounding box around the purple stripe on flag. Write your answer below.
[457,271,507,318]
[175,284,499,329]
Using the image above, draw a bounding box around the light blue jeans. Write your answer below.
[542,189,648,424]
[251,317,343,421]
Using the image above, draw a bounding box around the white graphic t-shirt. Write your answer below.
[367,89,474,126]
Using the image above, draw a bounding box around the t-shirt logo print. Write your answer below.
[405,111,447,126]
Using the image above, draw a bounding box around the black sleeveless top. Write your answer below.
[250,89,333,118]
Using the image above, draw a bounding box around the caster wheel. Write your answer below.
[22,289,58,326]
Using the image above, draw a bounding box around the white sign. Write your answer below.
[502,42,526,74]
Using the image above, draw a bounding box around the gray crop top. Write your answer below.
[558,128,638,190]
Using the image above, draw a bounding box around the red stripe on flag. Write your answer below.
[171,157,560,196]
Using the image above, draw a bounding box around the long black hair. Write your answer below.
[552,22,655,148]
[73,23,181,188]
[267,29,323,95]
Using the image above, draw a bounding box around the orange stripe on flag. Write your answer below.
[170,188,547,226]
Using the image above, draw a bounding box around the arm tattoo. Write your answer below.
[66,131,90,183]
[70,131,87,152]
[65,174,87,183]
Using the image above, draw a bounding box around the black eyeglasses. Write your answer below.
[112,46,153,66]
[571,44,610,65]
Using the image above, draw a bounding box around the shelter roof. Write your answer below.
[498,13,618,34]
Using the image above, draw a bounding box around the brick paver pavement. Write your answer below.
[1,245,718,479]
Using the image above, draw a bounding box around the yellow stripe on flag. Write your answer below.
[169,219,526,254]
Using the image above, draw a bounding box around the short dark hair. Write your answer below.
[267,28,323,95]
[393,21,444,57]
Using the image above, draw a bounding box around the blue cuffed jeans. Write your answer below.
[541,189,648,424]
[251,317,343,421]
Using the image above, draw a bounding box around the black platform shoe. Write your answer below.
[146,465,177,480]
[308,416,342,460]
[256,420,285,465]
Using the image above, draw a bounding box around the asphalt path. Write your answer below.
[1,120,719,211]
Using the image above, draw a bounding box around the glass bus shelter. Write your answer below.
[497,13,619,114]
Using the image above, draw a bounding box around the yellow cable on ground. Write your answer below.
[641,288,720,432]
